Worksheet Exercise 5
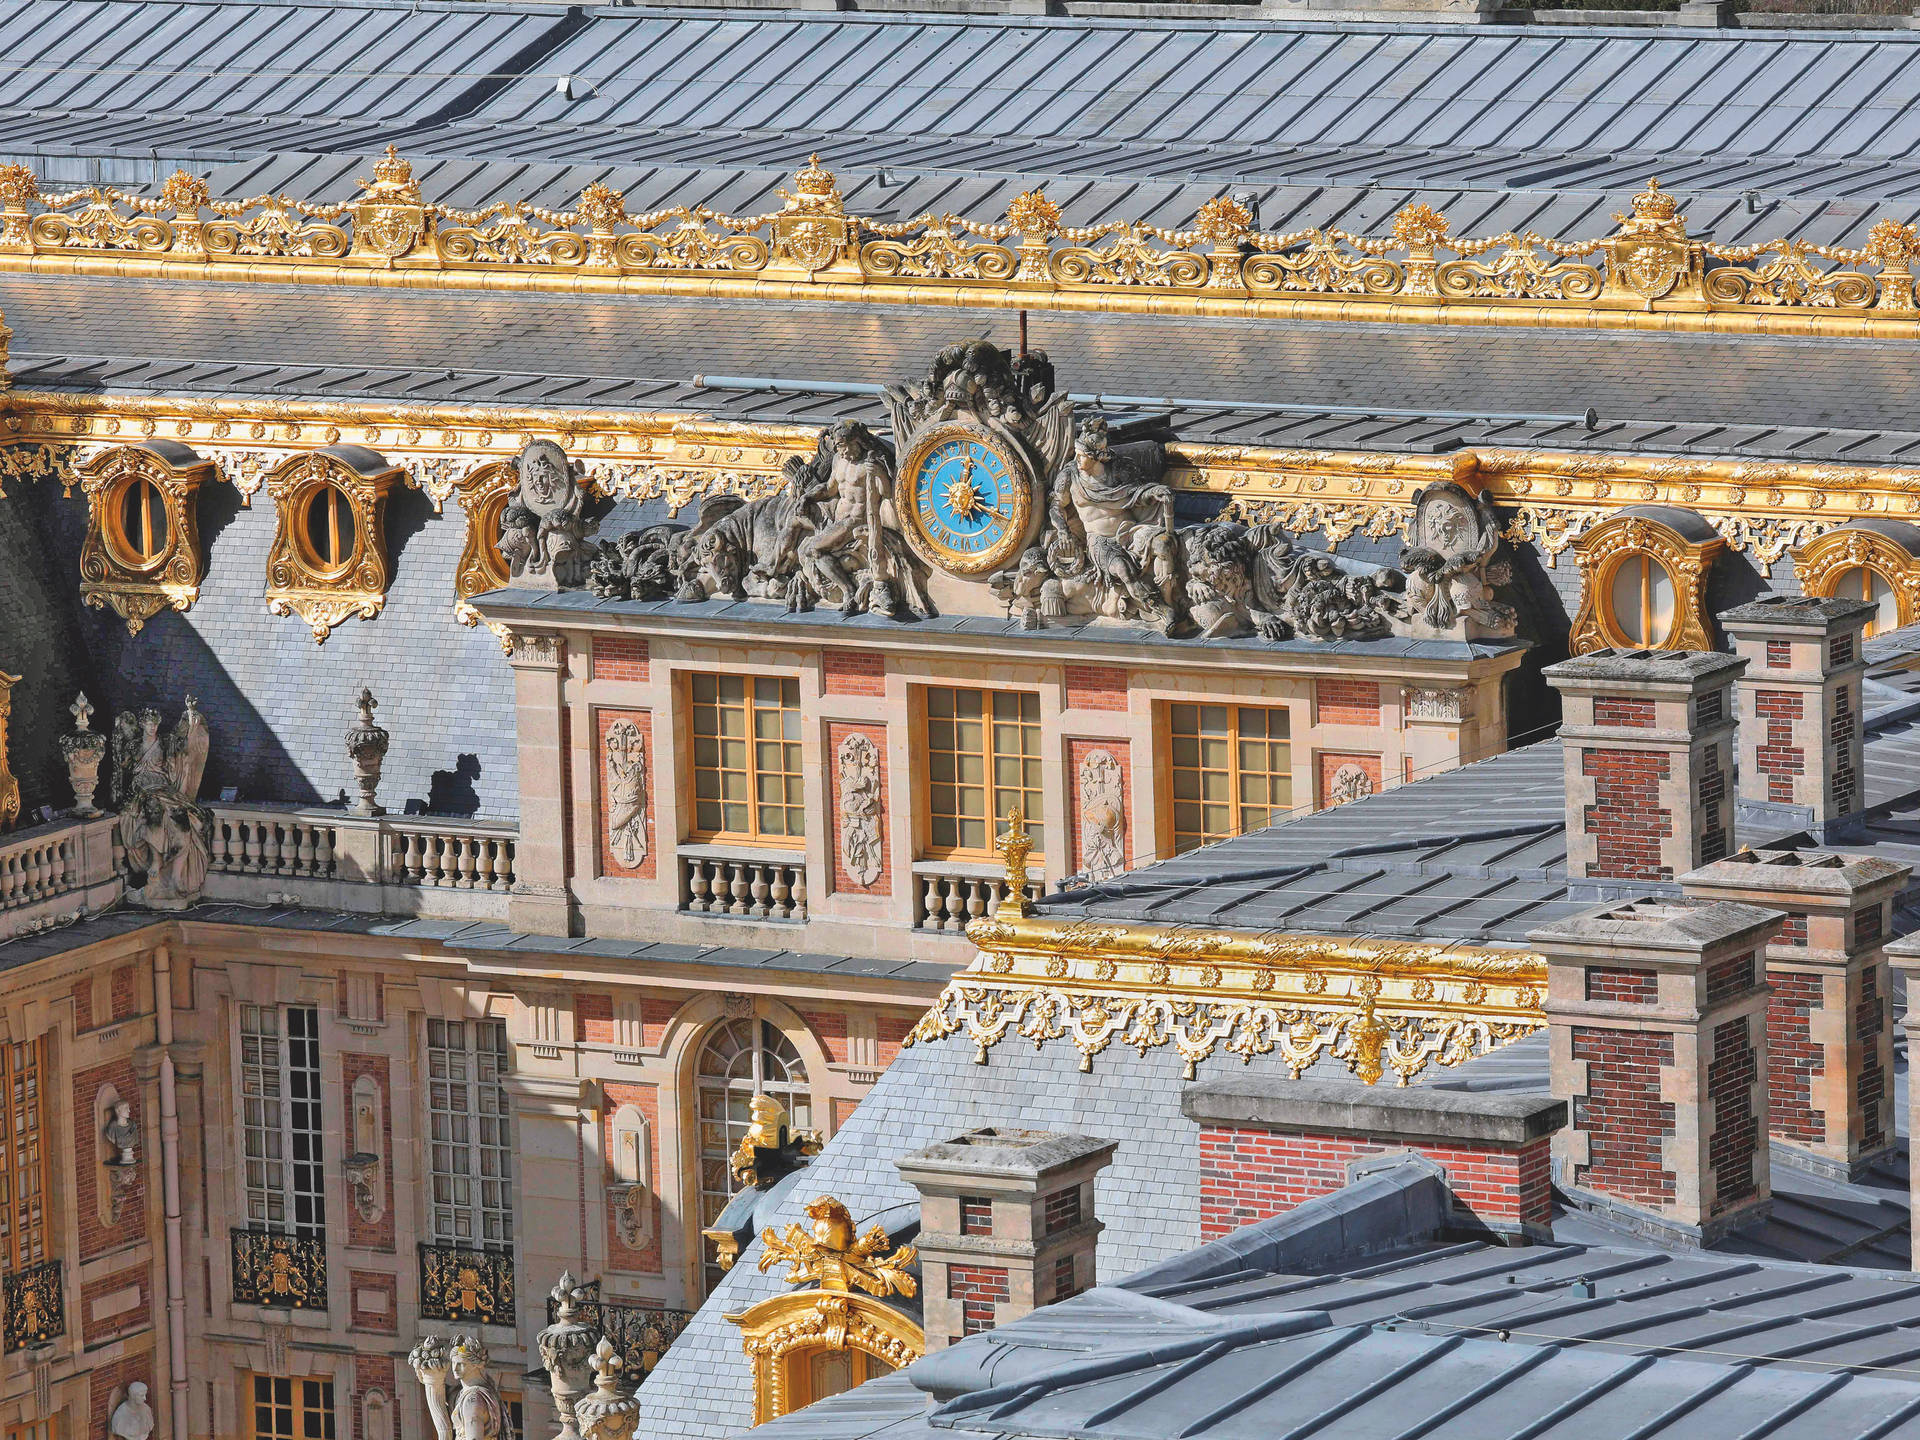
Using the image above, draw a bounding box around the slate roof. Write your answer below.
[745,1163,1920,1440]
[19,2,1920,236]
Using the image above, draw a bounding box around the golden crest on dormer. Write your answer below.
[757,1196,917,1299]
[1604,178,1699,306]
[351,145,426,262]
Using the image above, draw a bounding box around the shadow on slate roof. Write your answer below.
[746,1160,1920,1440]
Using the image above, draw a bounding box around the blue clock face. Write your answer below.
[913,438,1017,560]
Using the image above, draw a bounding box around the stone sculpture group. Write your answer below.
[549,341,1517,647]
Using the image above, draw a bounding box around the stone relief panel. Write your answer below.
[835,731,884,889]
[596,710,655,880]
[1076,747,1127,882]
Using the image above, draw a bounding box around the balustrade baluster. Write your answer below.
[750,864,772,917]
[728,863,751,914]
[687,858,712,911]
[314,827,334,877]
[242,819,263,874]
[295,822,316,876]
[788,865,806,919]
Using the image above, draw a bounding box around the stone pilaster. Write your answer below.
[1883,933,1920,1268]
[1531,897,1782,1245]
[1718,595,1872,838]
[1682,848,1908,1180]
[1544,649,1746,896]
[896,1129,1114,1352]
[506,631,577,936]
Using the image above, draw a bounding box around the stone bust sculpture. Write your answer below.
[109,1381,155,1440]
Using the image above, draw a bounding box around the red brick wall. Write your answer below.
[71,976,93,1032]
[1834,684,1859,815]
[1318,752,1382,809]
[74,1058,143,1260]
[89,1354,154,1440]
[799,1010,850,1064]
[111,964,138,1022]
[1580,748,1673,881]
[1767,639,1791,668]
[341,1053,395,1252]
[1768,971,1825,1146]
[595,707,656,880]
[1699,746,1729,863]
[352,1353,398,1440]
[877,1014,914,1068]
[1593,696,1655,728]
[641,996,682,1048]
[1705,951,1755,1006]
[1064,664,1127,712]
[1832,633,1856,667]
[1068,738,1131,877]
[603,1082,662,1274]
[80,1263,151,1346]
[1858,964,1888,1150]
[1586,967,1657,1003]
[822,648,885,696]
[577,993,616,1045]
[828,720,890,896]
[1198,1125,1553,1240]
[1316,678,1381,726]
[1570,1028,1676,1205]
[348,1269,399,1334]
[949,1262,1009,1333]
[1755,690,1805,803]
[1777,912,1809,946]
[1707,1017,1759,1208]
[591,635,650,682]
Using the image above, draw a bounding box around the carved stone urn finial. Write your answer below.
[573,1338,641,1440]
[995,806,1035,919]
[345,687,389,817]
[536,1270,600,1440]
[59,691,107,816]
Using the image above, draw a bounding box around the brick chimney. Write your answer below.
[1530,897,1782,1244]
[1682,849,1907,1181]
[895,1128,1115,1351]
[1718,595,1872,839]
[1544,649,1746,895]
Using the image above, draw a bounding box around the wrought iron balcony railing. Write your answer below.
[2,1259,64,1352]
[545,1278,693,1377]
[230,1228,327,1311]
[419,1242,515,1327]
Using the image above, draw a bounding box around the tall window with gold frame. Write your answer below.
[688,675,805,844]
[0,1038,48,1275]
[924,687,1044,858]
[1166,703,1292,855]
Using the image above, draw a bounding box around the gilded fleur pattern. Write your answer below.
[2,1259,63,1352]
[230,1228,327,1311]
[418,1242,515,1326]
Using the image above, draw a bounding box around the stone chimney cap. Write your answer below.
[895,1127,1117,1179]
[1681,847,1908,896]
[1528,896,1782,952]
[1542,649,1746,686]
[1718,594,1875,629]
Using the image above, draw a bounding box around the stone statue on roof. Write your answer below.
[111,698,211,910]
[500,438,596,590]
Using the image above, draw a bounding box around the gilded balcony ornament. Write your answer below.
[1,1258,63,1351]
[1246,229,1403,297]
[230,1228,327,1310]
[203,191,350,259]
[351,145,428,262]
[577,183,628,267]
[1194,194,1253,291]
[1051,222,1206,288]
[1391,202,1450,297]
[772,155,850,275]
[29,185,174,254]
[1865,219,1920,312]
[860,214,1014,281]
[758,1197,917,1298]
[1703,237,1875,309]
[1604,177,1701,307]
[1006,188,1062,283]
[434,201,587,266]
[1437,233,1604,302]
[0,165,37,250]
[419,1242,516,1327]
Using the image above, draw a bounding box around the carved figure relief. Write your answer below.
[1399,482,1517,639]
[111,698,211,909]
[409,1335,509,1440]
[1327,763,1375,807]
[603,719,649,869]
[1077,749,1125,882]
[835,733,883,888]
[499,438,596,589]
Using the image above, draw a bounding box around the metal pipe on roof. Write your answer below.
[690,374,1602,429]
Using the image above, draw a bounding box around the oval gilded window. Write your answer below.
[1606,552,1676,647]
[1829,563,1900,639]
[299,484,359,575]
[107,476,170,570]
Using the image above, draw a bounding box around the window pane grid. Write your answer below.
[690,674,805,842]
[241,1006,324,1240]
[427,1019,514,1248]
[0,1038,46,1272]
[925,688,1043,857]
[696,1019,810,1297]
[250,1375,336,1440]
[1169,705,1291,855]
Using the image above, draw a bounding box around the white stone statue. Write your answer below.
[111,698,212,909]
[604,720,649,868]
[109,1381,154,1440]
[835,732,882,887]
[410,1334,513,1440]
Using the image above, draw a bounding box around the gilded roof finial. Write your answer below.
[996,805,1034,918]
[780,154,842,211]
[1614,177,1685,236]
[758,1196,918,1297]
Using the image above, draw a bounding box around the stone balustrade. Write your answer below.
[0,814,120,939]
[679,846,807,922]
[912,862,1045,933]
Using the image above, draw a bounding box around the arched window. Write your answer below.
[1829,563,1900,639]
[111,476,170,568]
[695,1018,811,1295]
[1605,552,1676,647]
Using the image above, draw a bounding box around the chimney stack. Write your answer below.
[1531,897,1781,1244]
[1682,849,1907,1181]
[896,1128,1115,1351]
[1544,649,1747,894]
[1718,596,1872,839]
